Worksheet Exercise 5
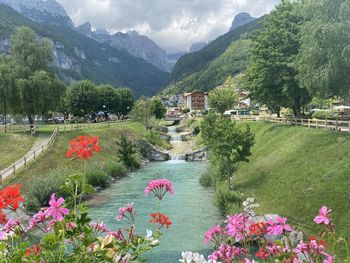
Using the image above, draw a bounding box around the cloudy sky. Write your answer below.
[57,0,280,53]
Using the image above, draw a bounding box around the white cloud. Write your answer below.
[57,0,280,52]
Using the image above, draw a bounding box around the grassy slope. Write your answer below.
[234,122,350,238]
[0,133,35,170]
[4,122,150,191]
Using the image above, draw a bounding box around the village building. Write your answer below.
[184,91,209,111]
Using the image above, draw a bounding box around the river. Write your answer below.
[89,160,222,262]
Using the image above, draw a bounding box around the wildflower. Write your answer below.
[90,222,109,235]
[179,251,207,263]
[0,184,25,211]
[44,194,69,222]
[204,225,223,245]
[149,212,172,229]
[24,244,41,257]
[314,206,331,225]
[28,211,46,230]
[267,216,292,235]
[144,179,174,200]
[225,213,251,241]
[116,203,136,222]
[145,229,153,241]
[66,135,101,160]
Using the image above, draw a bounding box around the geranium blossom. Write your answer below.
[179,251,207,263]
[116,203,136,222]
[144,179,174,200]
[204,225,223,245]
[24,244,41,257]
[225,213,251,241]
[66,135,101,160]
[44,194,69,222]
[149,212,172,229]
[28,211,46,230]
[0,184,25,211]
[0,218,20,240]
[90,222,109,235]
[208,244,245,262]
[267,216,292,235]
[314,206,331,225]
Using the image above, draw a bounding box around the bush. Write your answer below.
[215,182,244,215]
[130,155,141,170]
[26,166,73,212]
[86,168,110,189]
[199,170,213,187]
[312,110,339,120]
[105,161,127,179]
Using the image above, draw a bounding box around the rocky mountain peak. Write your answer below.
[229,12,257,32]
[95,28,110,36]
[0,0,73,27]
[76,22,92,36]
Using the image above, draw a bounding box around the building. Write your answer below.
[184,91,209,111]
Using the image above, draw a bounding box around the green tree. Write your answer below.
[243,1,310,117]
[117,134,137,168]
[208,77,238,114]
[6,27,65,125]
[67,80,99,117]
[0,57,15,125]
[131,97,153,127]
[115,88,134,117]
[295,0,350,99]
[97,84,122,119]
[201,113,255,189]
[151,98,166,120]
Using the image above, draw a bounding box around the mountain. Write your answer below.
[163,17,263,94]
[229,12,257,32]
[0,0,74,27]
[0,3,169,97]
[189,42,208,53]
[76,23,175,73]
[167,51,187,61]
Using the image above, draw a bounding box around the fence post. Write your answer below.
[301,118,304,127]
[316,119,319,129]
[308,119,310,128]
[13,165,15,175]
[34,151,36,160]
[24,157,27,166]
[336,119,339,131]
[325,119,328,130]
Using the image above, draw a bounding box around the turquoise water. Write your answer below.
[89,161,222,262]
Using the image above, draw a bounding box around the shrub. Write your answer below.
[130,154,141,170]
[312,110,339,120]
[105,161,127,179]
[26,166,73,212]
[86,168,110,189]
[215,182,243,215]
[199,170,213,187]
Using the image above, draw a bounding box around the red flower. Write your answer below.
[256,248,270,259]
[0,184,25,211]
[149,212,172,229]
[24,244,41,257]
[0,211,7,224]
[249,222,268,236]
[66,135,102,160]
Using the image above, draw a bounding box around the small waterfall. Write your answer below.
[169,134,182,142]
[169,153,186,161]
[167,126,177,133]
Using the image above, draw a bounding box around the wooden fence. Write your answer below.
[0,127,60,182]
[232,116,350,132]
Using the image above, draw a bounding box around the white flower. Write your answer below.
[145,229,153,240]
[179,251,207,263]
[151,239,159,246]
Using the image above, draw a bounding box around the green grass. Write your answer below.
[0,133,35,170]
[233,121,350,240]
[4,122,152,192]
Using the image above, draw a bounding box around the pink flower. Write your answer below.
[66,222,77,230]
[44,194,69,222]
[28,211,46,230]
[225,213,251,241]
[0,218,20,240]
[204,225,223,245]
[244,259,257,263]
[144,179,174,200]
[314,206,331,225]
[90,222,109,235]
[116,203,136,222]
[208,244,245,262]
[324,255,333,263]
[267,216,292,235]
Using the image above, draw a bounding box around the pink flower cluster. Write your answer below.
[204,225,223,245]
[0,218,20,240]
[116,203,136,222]
[144,178,174,200]
[225,213,250,241]
[267,216,292,235]
[90,222,110,235]
[208,244,246,262]
[314,206,331,225]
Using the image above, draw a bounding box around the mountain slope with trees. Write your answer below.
[0,4,169,97]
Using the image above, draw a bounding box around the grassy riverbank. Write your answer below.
[228,122,350,239]
[0,133,35,170]
[4,122,169,191]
